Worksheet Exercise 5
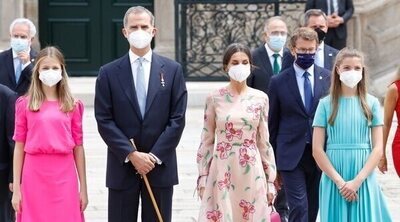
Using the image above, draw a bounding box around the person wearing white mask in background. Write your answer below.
[94,6,187,222]
[196,43,276,221]
[248,16,288,94]
[312,48,392,221]
[0,18,38,96]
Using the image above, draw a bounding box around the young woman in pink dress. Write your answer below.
[196,43,277,221]
[11,46,88,222]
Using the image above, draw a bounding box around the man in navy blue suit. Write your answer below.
[0,18,37,96]
[0,84,17,222]
[95,6,187,222]
[268,27,331,222]
[282,9,338,72]
[305,0,354,50]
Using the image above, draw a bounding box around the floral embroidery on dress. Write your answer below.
[217,172,231,190]
[225,122,243,141]
[216,142,232,159]
[206,210,223,222]
[239,200,256,220]
[246,103,262,120]
[239,147,256,167]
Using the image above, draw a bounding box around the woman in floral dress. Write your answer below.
[196,43,277,222]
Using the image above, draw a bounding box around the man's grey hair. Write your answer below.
[304,9,328,26]
[263,16,287,33]
[9,18,37,37]
[123,6,155,27]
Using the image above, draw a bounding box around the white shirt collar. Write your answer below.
[294,63,315,78]
[128,49,152,64]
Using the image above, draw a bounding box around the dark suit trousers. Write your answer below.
[108,177,173,222]
[280,144,321,222]
[0,170,14,222]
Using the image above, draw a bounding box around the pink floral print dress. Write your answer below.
[197,86,277,222]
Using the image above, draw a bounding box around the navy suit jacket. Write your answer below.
[95,52,187,189]
[0,48,37,95]
[305,0,354,39]
[0,84,17,183]
[247,45,274,94]
[281,44,338,71]
[268,65,330,171]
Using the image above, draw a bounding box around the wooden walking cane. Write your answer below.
[130,139,164,222]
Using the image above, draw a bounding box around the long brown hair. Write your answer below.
[328,48,372,125]
[27,46,75,112]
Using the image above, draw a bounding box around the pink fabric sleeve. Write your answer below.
[196,94,216,189]
[71,100,84,146]
[13,96,28,143]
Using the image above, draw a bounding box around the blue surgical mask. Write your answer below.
[295,53,315,70]
[268,35,287,52]
[10,38,29,53]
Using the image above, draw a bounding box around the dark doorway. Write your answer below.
[39,0,154,76]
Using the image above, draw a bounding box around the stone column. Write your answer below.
[0,0,23,49]
[25,0,40,50]
[154,0,175,59]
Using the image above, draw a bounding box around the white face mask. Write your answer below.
[339,70,362,88]
[128,29,153,49]
[10,37,29,53]
[228,64,251,83]
[39,70,62,87]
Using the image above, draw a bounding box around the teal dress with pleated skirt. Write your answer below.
[313,94,392,222]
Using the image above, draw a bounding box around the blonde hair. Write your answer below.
[27,46,75,112]
[328,48,372,125]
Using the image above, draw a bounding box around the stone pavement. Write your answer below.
[76,80,400,221]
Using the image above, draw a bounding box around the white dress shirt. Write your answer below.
[293,64,315,106]
[12,49,31,74]
[128,49,152,94]
[314,42,325,68]
[265,43,283,69]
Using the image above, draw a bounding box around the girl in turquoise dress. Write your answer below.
[312,48,392,221]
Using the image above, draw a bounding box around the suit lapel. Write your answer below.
[145,53,163,116]
[324,46,335,70]
[286,67,308,114]
[116,54,143,119]
[312,66,329,112]
[5,50,16,87]
[260,46,274,76]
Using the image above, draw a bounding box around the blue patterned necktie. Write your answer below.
[15,58,22,83]
[303,71,313,113]
[136,57,146,117]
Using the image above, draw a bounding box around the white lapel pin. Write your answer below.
[319,76,323,80]
[328,53,333,56]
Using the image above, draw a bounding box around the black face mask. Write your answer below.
[314,28,326,44]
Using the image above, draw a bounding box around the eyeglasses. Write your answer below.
[295,48,316,54]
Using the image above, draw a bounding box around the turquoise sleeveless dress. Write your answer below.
[313,95,392,222]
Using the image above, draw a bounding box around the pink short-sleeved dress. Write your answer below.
[13,96,85,222]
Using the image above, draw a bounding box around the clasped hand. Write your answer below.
[338,180,361,202]
[128,151,156,175]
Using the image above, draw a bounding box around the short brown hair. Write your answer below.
[304,9,327,27]
[288,27,318,50]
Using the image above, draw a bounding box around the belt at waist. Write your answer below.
[327,143,370,150]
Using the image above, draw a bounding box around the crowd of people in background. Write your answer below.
[0,0,398,222]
